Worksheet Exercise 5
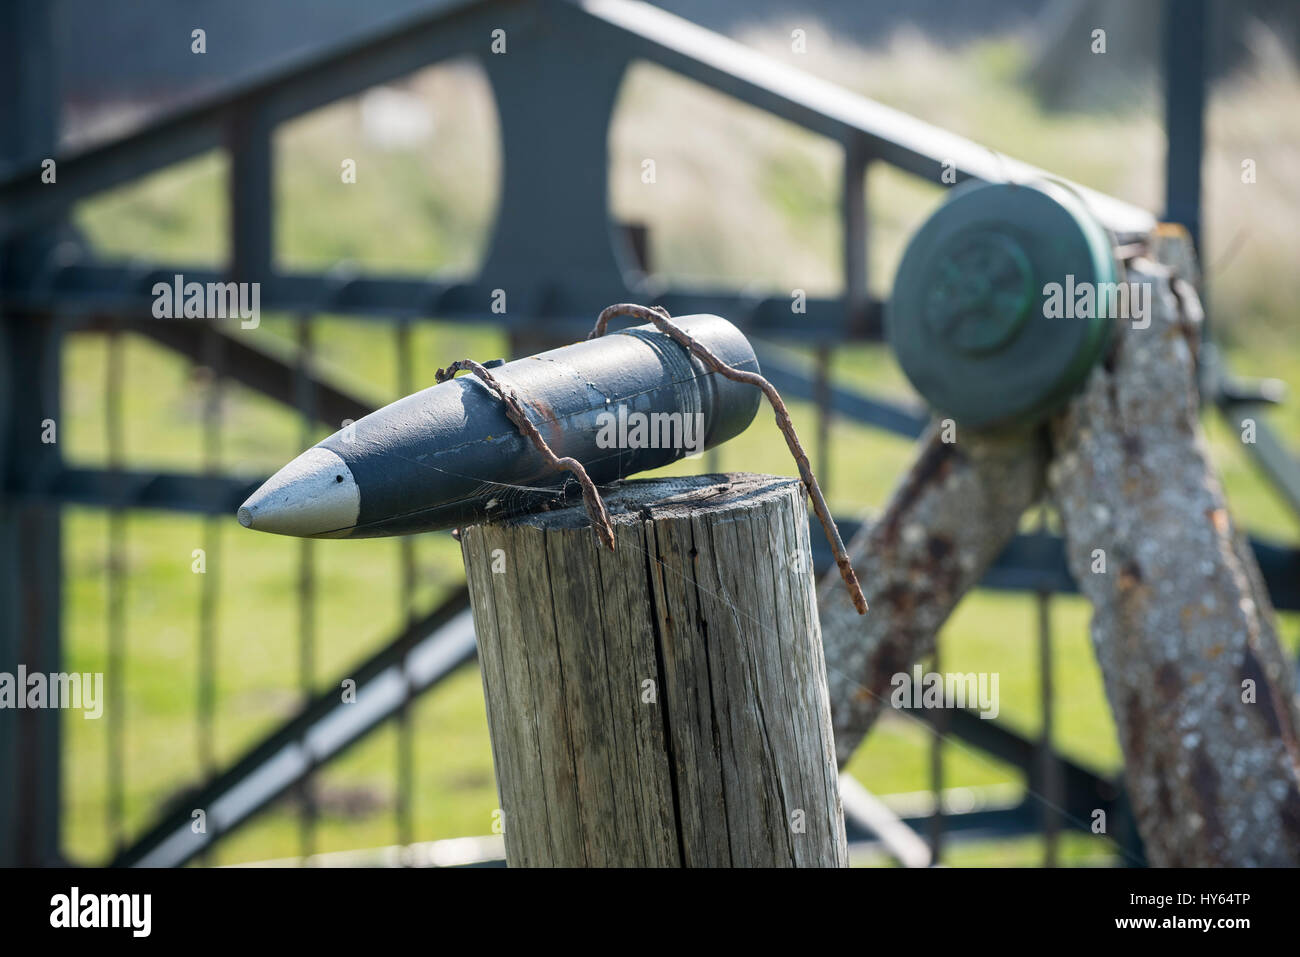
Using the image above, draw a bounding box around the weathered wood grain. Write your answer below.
[1048,241,1300,866]
[462,473,847,867]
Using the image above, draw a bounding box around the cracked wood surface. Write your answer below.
[818,426,1047,765]
[462,473,847,867]
[1048,247,1300,866]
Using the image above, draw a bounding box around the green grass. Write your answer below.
[59,36,1300,867]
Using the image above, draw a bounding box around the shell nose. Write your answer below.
[238,447,360,537]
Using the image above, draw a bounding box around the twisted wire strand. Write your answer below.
[589,303,868,615]
[435,358,617,552]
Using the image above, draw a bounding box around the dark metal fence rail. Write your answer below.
[1,0,1291,868]
[113,589,476,868]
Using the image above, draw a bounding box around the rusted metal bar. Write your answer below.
[818,426,1048,763]
[1049,244,1300,866]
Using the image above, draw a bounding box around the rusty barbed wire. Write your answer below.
[435,358,617,552]
[588,303,868,615]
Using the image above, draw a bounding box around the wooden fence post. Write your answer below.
[461,473,848,867]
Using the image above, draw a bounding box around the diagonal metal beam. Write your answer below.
[581,0,1153,236]
[838,772,931,867]
[0,0,1153,241]
[910,707,1123,826]
[112,587,476,868]
[1217,399,1300,521]
[83,316,376,429]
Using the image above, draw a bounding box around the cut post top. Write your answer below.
[467,472,803,534]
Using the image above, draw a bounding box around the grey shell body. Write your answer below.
[315,314,761,537]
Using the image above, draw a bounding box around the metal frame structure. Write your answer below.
[2,0,1296,867]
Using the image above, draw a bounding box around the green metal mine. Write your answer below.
[887,180,1119,432]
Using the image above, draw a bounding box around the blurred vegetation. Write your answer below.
[63,32,1299,867]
